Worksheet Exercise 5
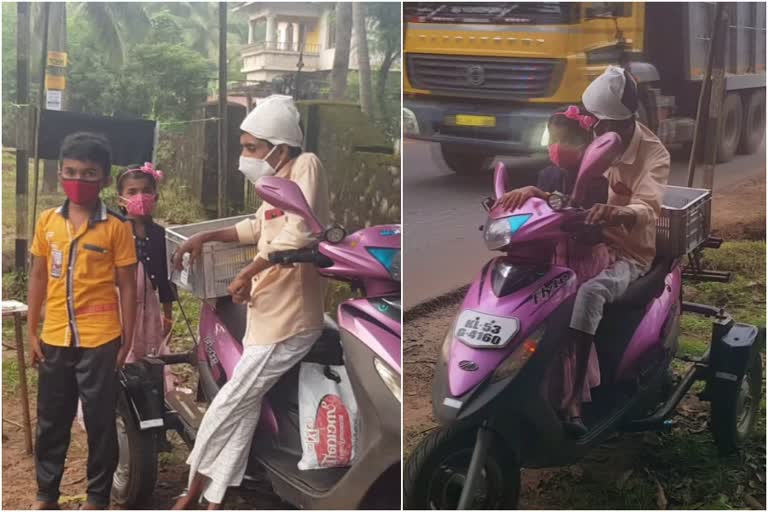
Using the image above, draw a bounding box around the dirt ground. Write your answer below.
[403,176,766,509]
[1,355,290,510]
[710,177,766,240]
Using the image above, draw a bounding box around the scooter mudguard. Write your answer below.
[433,259,577,423]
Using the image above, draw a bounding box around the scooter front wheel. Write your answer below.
[404,424,520,510]
[111,393,159,507]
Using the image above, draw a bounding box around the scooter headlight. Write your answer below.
[484,214,532,251]
[374,358,401,403]
[490,326,546,383]
[368,247,401,282]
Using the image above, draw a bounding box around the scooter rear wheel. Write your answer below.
[404,424,520,510]
[710,353,763,455]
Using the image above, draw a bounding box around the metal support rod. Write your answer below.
[217,2,228,218]
[32,2,51,241]
[624,356,706,431]
[701,5,729,191]
[687,3,726,188]
[14,313,33,454]
[457,425,492,509]
[15,2,31,272]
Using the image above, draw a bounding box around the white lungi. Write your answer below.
[570,259,647,335]
[186,329,321,504]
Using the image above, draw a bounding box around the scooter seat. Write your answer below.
[609,257,673,309]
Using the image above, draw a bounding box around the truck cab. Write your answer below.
[403,2,765,174]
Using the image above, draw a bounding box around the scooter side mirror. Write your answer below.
[493,161,510,200]
[572,132,623,206]
[254,176,325,236]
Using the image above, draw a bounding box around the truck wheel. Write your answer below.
[738,89,765,155]
[112,395,159,507]
[716,93,744,163]
[404,425,520,509]
[710,353,763,455]
[441,145,493,175]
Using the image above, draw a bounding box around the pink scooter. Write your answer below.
[113,177,401,509]
[403,133,763,509]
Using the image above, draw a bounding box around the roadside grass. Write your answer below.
[532,239,766,509]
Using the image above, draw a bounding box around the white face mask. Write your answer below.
[239,146,277,185]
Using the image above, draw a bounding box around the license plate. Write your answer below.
[454,310,519,349]
[454,114,496,127]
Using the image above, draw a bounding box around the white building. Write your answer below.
[235,2,385,83]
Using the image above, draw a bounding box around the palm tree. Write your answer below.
[367,3,401,116]
[353,3,372,114]
[330,2,353,100]
[74,2,150,66]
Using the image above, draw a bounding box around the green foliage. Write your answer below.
[2,271,28,302]
[2,356,38,396]
[111,42,212,121]
[154,178,207,225]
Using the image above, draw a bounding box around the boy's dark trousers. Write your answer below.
[35,338,120,507]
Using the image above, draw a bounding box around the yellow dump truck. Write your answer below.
[403,2,766,173]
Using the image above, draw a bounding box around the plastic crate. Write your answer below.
[656,186,712,257]
[165,215,258,299]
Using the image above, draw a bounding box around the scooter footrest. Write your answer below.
[166,389,207,434]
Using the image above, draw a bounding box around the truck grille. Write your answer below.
[407,54,563,99]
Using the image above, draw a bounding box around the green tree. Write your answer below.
[74,2,150,66]
[366,3,401,118]
[110,40,212,121]
[2,3,17,146]
[330,2,353,100]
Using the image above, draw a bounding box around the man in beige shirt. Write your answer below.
[171,95,330,508]
[564,66,671,435]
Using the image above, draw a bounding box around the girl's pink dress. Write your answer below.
[547,241,614,408]
[128,263,177,392]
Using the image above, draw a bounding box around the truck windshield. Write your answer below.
[404,2,577,24]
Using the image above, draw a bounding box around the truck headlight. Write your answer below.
[540,126,550,146]
[403,107,420,136]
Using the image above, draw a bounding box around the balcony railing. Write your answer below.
[244,40,320,56]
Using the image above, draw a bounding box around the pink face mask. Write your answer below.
[121,193,157,217]
[548,143,583,171]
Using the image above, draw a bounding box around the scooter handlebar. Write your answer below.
[268,247,334,267]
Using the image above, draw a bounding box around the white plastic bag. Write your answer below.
[297,363,359,471]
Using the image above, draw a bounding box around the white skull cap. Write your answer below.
[582,65,636,121]
[240,94,303,147]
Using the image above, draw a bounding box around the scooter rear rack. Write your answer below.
[682,237,731,283]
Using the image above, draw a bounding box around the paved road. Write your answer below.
[403,140,766,309]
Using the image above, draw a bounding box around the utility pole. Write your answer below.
[15,2,30,272]
[42,2,68,194]
[32,2,51,239]
[700,5,728,191]
[687,3,727,189]
[217,2,228,218]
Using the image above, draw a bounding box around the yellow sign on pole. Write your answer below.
[47,51,68,67]
[45,74,66,90]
